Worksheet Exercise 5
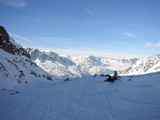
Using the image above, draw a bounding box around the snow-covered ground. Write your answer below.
[0,72,160,120]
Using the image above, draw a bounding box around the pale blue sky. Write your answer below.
[1,0,160,56]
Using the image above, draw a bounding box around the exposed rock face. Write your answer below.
[0,26,53,89]
[0,26,30,58]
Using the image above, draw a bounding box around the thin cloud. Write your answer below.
[122,32,136,38]
[145,42,160,48]
[0,0,28,8]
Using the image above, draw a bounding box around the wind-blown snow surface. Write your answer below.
[1,73,160,120]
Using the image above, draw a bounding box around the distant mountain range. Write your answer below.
[27,48,160,76]
[1,26,160,88]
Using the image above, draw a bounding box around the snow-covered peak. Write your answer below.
[27,48,82,78]
[28,48,76,66]
[127,55,160,74]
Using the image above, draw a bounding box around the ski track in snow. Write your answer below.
[0,74,160,120]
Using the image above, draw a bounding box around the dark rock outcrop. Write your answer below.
[0,26,30,58]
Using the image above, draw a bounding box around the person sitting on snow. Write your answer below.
[104,71,118,82]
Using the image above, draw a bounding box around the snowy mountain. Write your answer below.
[69,55,116,75]
[27,48,82,79]
[127,55,160,74]
[0,26,52,89]
[28,48,160,76]
[1,26,160,120]
[70,55,138,75]
[27,49,136,76]
[27,49,129,77]
[1,25,160,90]
[67,54,160,75]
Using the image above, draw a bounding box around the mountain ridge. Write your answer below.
[0,26,52,89]
[1,26,160,89]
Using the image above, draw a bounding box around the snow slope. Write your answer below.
[127,55,160,74]
[27,48,82,78]
[0,49,53,89]
[0,73,160,120]
[0,26,53,89]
